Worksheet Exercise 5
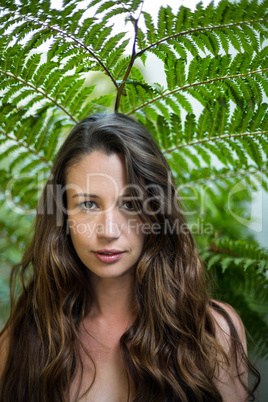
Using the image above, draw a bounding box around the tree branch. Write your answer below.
[136,18,268,57]
[178,167,268,189]
[127,68,268,115]
[0,129,52,168]
[11,12,119,89]
[114,16,139,112]
[163,131,268,154]
[0,70,79,123]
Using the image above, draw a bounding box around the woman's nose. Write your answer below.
[97,209,121,239]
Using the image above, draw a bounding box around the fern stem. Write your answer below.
[0,70,78,123]
[115,17,139,112]
[136,18,268,57]
[179,167,268,189]
[1,129,52,168]
[127,68,268,114]
[17,13,119,89]
[164,131,268,154]
[209,243,240,257]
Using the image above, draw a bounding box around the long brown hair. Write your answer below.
[0,113,259,401]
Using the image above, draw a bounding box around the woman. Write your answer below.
[0,113,260,401]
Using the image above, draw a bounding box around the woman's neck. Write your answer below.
[87,272,137,324]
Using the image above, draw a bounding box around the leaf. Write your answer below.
[143,11,157,44]
[164,56,176,91]
[188,56,202,84]
[184,113,196,144]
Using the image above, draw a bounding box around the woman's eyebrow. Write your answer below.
[72,193,99,199]
[120,193,131,197]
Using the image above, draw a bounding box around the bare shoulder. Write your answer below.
[209,300,248,402]
[209,299,246,350]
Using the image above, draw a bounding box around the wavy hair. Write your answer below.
[0,113,259,401]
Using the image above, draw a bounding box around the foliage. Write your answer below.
[0,0,267,357]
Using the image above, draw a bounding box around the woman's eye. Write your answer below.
[122,200,134,211]
[79,201,96,210]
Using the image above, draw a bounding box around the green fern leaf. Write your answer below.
[191,32,207,54]
[101,32,126,59]
[21,53,42,82]
[229,53,250,75]
[164,97,181,117]
[250,47,268,71]
[173,93,193,114]
[228,106,246,135]
[205,56,220,80]
[83,19,107,47]
[177,36,199,57]
[95,1,116,15]
[191,2,204,29]
[62,80,94,108]
[157,115,171,149]
[245,76,263,106]
[157,6,167,39]
[170,113,183,148]
[68,85,96,116]
[162,6,174,37]
[169,39,187,59]
[197,56,211,81]
[84,0,104,8]
[186,88,208,108]
[223,80,243,109]
[131,0,143,12]
[8,151,34,171]
[107,40,129,69]
[101,8,130,24]
[136,29,147,53]
[187,56,201,84]
[175,5,192,32]
[78,94,114,117]
[67,9,86,34]
[206,142,234,167]
[197,108,210,140]
[59,2,79,21]
[214,0,233,25]
[253,103,268,131]
[77,17,97,38]
[181,147,202,169]
[23,30,55,53]
[93,26,113,52]
[228,140,249,167]
[242,24,259,53]
[175,58,186,87]
[202,31,220,56]
[243,136,264,168]
[0,144,21,162]
[184,113,196,144]
[215,29,229,54]
[234,27,253,55]
[193,145,211,165]
[143,11,157,44]
[113,56,132,80]
[164,56,176,91]
[225,26,242,52]
[201,1,215,27]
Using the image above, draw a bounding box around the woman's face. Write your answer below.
[66,151,145,280]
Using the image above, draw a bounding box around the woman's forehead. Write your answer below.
[66,151,129,195]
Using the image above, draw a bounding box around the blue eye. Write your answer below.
[80,201,96,210]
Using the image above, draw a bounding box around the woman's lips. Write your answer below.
[93,249,125,263]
